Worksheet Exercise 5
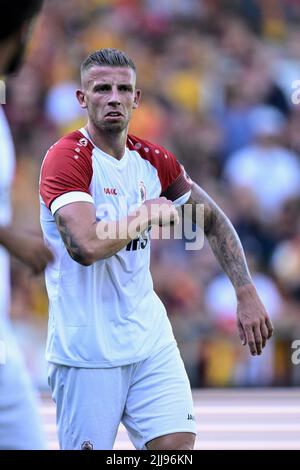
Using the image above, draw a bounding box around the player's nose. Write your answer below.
[108,87,121,106]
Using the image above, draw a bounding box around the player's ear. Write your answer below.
[133,89,141,109]
[76,89,87,109]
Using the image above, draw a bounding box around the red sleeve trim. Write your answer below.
[127,134,192,201]
[161,171,192,201]
[40,130,94,210]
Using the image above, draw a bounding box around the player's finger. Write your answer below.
[265,316,274,339]
[237,320,246,345]
[245,325,257,356]
[253,324,263,355]
[260,322,269,349]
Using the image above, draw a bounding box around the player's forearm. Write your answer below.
[92,211,150,262]
[189,183,253,293]
[206,211,253,292]
[0,225,11,249]
[55,209,150,266]
[0,225,20,255]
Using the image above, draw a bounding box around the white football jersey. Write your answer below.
[40,128,192,367]
[0,106,15,319]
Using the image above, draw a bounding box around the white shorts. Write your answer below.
[48,342,196,450]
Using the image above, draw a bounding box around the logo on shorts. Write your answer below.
[81,440,93,450]
[187,414,195,421]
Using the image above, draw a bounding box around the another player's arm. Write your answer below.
[185,182,274,356]
[0,225,53,274]
[54,198,178,265]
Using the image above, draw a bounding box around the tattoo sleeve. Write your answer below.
[188,183,252,290]
[55,212,83,263]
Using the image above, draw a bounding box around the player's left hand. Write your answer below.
[236,284,274,356]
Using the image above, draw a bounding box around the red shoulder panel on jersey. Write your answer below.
[127,134,192,201]
[40,130,94,210]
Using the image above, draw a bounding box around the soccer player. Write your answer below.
[0,0,53,449]
[40,48,274,450]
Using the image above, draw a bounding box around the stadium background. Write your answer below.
[6,0,300,391]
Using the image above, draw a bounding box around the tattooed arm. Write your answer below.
[185,182,273,356]
[54,198,178,266]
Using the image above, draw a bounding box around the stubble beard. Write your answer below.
[103,122,127,134]
[96,114,129,135]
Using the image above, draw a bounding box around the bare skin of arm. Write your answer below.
[54,197,178,266]
[0,225,53,274]
[185,182,274,356]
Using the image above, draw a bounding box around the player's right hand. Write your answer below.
[144,197,179,227]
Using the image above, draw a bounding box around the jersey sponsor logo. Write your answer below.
[104,187,118,195]
[187,413,195,421]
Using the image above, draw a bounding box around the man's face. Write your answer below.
[77,66,141,133]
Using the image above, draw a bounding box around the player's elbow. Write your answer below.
[66,240,111,265]
[76,255,94,266]
[67,244,95,266]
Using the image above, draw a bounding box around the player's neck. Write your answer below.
[85,123,127,160]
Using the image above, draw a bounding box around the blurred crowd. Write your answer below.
[5,0,300,387]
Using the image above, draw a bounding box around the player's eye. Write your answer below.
[119,85,132,92]
[95,85,111,93]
